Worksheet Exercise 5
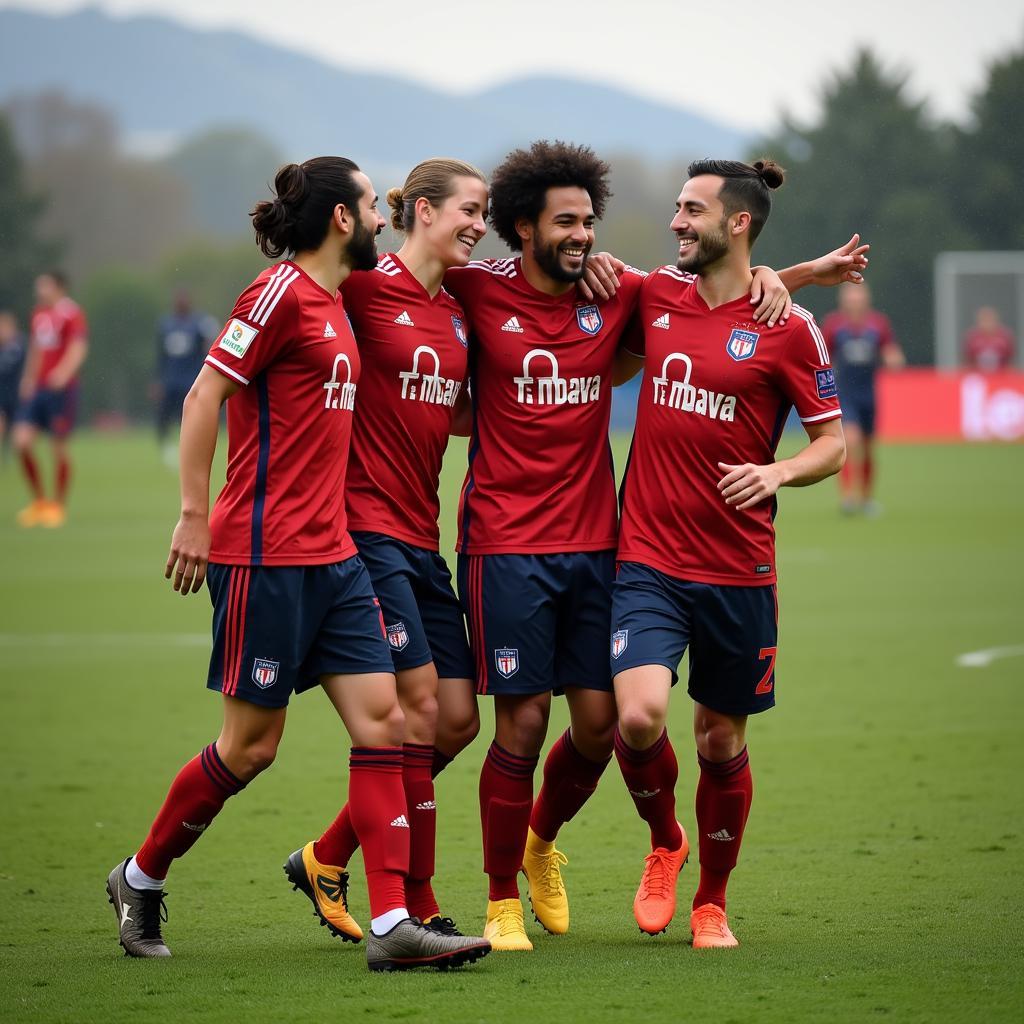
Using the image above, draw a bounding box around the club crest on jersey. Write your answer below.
[726,328,759,361]
[451,315,468,347]
[576,304,603,336]
[386,622,409,651]
[252,658,279,689]
[611,629,629,659]
[495,648,519,679]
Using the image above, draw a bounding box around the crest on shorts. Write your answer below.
[726,328,759,361]
[451,315,468,347]
[495,648,519,679]
[251,658,279,689]
[576,305,603,336]
[386,622,410,651]
[611,629,629,659]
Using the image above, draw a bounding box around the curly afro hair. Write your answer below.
[488,140,612,252]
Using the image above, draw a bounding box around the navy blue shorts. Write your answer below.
[206,556,395,709]
[610,561,778,716]
[351,531,474,680]
[458,551,615,696]
[839,390,875,436]
[15,386,78,437]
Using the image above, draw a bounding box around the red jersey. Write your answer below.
[343,253,469,550]
[445,258,644,555]
[618,267,842,586]
[204,261,360,567]
[31,297,88,386]
[964,326,1015,372]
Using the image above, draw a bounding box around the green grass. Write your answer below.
[1,433,1022,1023]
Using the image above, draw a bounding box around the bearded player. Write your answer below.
[611,159,845,948]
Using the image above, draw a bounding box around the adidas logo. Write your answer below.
[629,788,660,799]
[323,321,337,338]
[651,313,670,329]
[708,829,735,841]
[501,315,524,333]
[415,800,437,811]
[394,310,415,327]
[390,814,410,828]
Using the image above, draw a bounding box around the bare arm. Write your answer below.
[612,349,645,386]
[716,418,846,511]
[777,235,870,294]
[165,365,239,595]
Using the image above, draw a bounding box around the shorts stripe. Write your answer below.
[372,597,387,640]
[224,566,250,697]
[470,556,487,695]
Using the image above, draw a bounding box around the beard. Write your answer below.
[676,219,730,275]
[532,236,589,283]
[347,217,380,272]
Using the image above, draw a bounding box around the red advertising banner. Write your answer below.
[877,370,1024,442]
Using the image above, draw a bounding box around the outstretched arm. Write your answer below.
[776,235,870,293]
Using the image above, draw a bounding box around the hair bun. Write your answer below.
[753,159,785,190]
[385,186,406,231]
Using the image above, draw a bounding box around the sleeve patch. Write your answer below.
[815,368,838,400]
[217,319,258,358]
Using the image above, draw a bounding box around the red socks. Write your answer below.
[19,450,43,499]
[431,748,454,779]
[135,742,245,879]
[56,453,71,504]
[348,747,409,918]
[614,728,682,852]
[313,804,359,868]
[693,747,753,912]
[402,743,439,921]
[479,742,536,901]
[530,729,609,842]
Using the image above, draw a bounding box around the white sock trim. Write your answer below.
[370,907,410,935]
[125,856,166,891]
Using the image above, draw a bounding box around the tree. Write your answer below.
[0,114,60,320]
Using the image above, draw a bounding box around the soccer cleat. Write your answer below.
[483,898,533,951]
[38,501,66,528]
[522,828,569,934]
[690,902,739,948]
[105,860,171,958]
[423,915,463,936]
[284,842,363,943]
[16,499,49,528]
[366,917,490,972]
[633,823,690,935]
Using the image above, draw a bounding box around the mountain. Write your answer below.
[0,6,748,168]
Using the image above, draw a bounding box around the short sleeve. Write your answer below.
[204,270,299,386]
[775,308,843,425]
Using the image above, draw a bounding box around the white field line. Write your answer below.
[955,645,1024,668]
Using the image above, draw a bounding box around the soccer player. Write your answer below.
[821,282,903,515]
[441,142,795,951]
[0,310,26,459]
[611,159,846,949]
[963,305,1016,372]
[13,272,88,527]
[285,158,488,941]
[105,156,490,973]
[154,288,216,465]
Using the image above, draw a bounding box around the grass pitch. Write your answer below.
[1,433,1022,1023]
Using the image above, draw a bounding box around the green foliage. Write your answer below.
[157,238,270,322]
[0,114,60,320]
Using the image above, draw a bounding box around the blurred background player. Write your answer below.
[963,305,1016,372]
[286,158,488,941]
[105,156,489,972]
[154,288,216,466]
[13,271,88,527]
[0,310,26,461]
[821,282,903,515]
[611,159,846,949]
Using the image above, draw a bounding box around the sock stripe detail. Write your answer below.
[200,743,244,794]
[350,746,405,771]
[614,727,668,763]
[697,746,750,777]
[402,743,435,766]
[486,741,538,778]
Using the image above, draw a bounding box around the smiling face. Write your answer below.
[521,186,595,284]
[421,175,489,269]
[670,175,735,276]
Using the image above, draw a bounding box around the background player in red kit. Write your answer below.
[285,159,489,941]
[821,283,903,515]
[105,157,489,972]
[611,159,846,948]
[14,271,88,528]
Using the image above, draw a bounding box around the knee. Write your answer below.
[499,702,548,757]
[380,700,407,747]
[616,704,665,752]
[438,700,479,756]
[403,687,438,735]
[223,736,279,782]
[13,426,31,453]
[694,717,744,762]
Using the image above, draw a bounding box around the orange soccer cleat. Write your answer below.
[633,823,689,935]
[16,499,50,527]
[39,501,67,528]
[690,902,739,948]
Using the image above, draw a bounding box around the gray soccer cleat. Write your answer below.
[366,917,490,972]
[106,860,171,958]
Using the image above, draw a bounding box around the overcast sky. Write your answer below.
[8,0,1023,130]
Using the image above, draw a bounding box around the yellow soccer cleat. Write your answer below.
[483,898,533,951]
[16,499,49,527]
[522,828,569,934]
[690,902,739,949]
[284,841,363,943]
[39,501,67,528]
[633,822,689,935]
